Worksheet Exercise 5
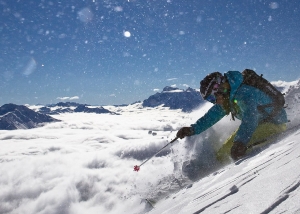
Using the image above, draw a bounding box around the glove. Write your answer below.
[231,141,247,160]
[176,127,194,139]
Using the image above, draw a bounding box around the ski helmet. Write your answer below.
[200,72,223,101]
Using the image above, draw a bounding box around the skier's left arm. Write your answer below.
[176,104,226,139]
[191,104,227,135]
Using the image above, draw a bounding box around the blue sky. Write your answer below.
[1,0,299,105]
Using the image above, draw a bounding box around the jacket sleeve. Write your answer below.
[191,104,227,135]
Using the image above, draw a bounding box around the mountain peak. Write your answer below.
[162,86,179,92]
[143,86,204,112]
[0,104,60,130]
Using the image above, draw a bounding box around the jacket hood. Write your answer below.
[224,71,243,101]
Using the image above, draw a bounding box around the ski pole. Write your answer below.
[134,137,178,172]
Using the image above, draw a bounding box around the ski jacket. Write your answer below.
[191,71,288,145]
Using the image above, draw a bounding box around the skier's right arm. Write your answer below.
[190,104,227,135]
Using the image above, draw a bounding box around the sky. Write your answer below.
[0,82,299,213]
[1,0,300,105]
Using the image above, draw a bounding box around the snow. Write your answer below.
[147,128,300,214]
[162,89,184,93]
[0,89,300,213]
[272,80,299,94]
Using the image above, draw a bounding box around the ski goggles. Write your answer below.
[204,83,220,104]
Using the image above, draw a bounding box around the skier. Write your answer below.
[177,70,288,179]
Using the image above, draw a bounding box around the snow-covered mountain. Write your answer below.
[283,80,300,128]
[36,102,117,115]
[142,86,204,112]
[284,79,300,107]
[0,102,117,130]
[271,79,300,94]
[0,103,59,130]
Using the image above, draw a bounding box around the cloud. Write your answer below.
[167,78,177,81]
[69,96,79,100]
[0,106,185,214]
[153,89,160,92]
[57,96,79,101]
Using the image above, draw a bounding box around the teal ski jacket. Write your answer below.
[191,71,288,145]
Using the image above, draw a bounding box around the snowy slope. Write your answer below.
[146,127,300,214]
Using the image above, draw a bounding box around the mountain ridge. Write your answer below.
[0,103,60,130]
[142,86,204,112]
